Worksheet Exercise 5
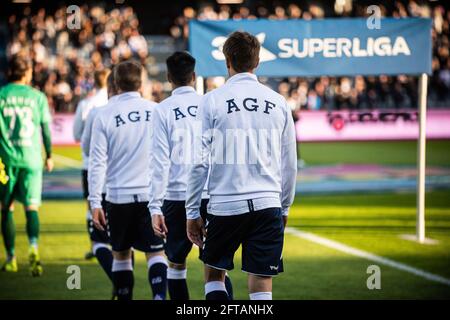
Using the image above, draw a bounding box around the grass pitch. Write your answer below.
[0,191,449,300]
[52,140,450,168]
[1,140,449,299]
[300,140,450,166]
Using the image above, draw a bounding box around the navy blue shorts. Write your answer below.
[201,207,284,276]
[105,201,164,253]
[87,194,110,244]
[162,199,208,264]
[81,170,89,199]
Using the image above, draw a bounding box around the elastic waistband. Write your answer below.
[209,191,280,204]
[107,186,148,196]
[106,193,149,204]
[165,190,209,201]
[207,196,281,215]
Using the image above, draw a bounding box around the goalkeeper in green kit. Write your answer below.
[0,55,53,276]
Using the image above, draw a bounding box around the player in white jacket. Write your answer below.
[79,70,119,299]
[72,69,109,261]
[149,52,233,300]
[89,61,167,300]
[185,32,297,300]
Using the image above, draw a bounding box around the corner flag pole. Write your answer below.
[417,73,428,243]
[196,76,204,94]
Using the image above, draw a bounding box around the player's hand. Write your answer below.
[152,214,168,239]
[187,217,206,248]
[92,208,107,231]
[45,157,54,172]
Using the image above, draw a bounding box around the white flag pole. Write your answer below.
[416,73,428,243]
[196,76,204,94]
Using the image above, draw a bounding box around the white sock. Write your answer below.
[147,255,168,270]
[112,259,133,272]
[167,267,187,280]
[92,243,109,255]
[249,292,272,300]
[205,281,227,295]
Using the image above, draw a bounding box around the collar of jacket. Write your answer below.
[172,86,196,96]
[226,72,258,85]
[115,91,141,101]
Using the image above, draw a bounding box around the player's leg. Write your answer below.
[242,207,284,300]
[111,249,134,300]
[204,265,228,300]
[167,261,189,300]
[88,200,115,299]
[107,202,134,300]
[92,241,113,280]
[1,202,17,272]
[224,273,234,299]
[24,203,43,276]
[1,165,18,271]
[20,168,44,276]
[200,199,234,299]
[145,251,168,300]
[248,275,273,300]
[135,201,167,300]
[88,207,113,278]
[163,200,193,300]
[90,197,113,283]
[24,204,39,249]
[137,202,168,300]
[82,170,94,260]
[201,213,245,300]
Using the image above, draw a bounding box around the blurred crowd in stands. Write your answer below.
[6,5,153,112]
[5,1,450,113]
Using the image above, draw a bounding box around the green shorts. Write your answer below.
[0,165,42,207]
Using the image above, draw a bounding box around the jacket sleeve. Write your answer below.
[87,113,108,209]
[39,93,52,158]
[185,94,213,220]
[81,108,96,157]
[280,101,298,216]
[148,106,171,216]
[73,100,85,142]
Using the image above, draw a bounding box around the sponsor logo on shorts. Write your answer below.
[151,276,163,284]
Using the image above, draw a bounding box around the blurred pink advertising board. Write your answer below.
[49,110,450,145]
[50,114,77,145]
[296,110,450,141]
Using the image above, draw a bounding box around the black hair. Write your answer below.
[166,51,196,86]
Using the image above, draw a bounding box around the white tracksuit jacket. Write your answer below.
[73,88,108,169]
[148,86,208,216]
[185,73,297,220]
[88,91,157,209]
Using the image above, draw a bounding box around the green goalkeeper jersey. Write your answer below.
[0,83,51,169]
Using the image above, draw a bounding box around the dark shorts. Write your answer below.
[106,201,164,253]
[201,207,284,276]
[163,198,208,264]
[82,169,89,199]
[87,194,110,244]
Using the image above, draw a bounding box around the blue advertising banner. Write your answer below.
[189,18,432,77]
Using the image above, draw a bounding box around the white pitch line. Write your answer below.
[285,227,450,287]
[52,154,83,168]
